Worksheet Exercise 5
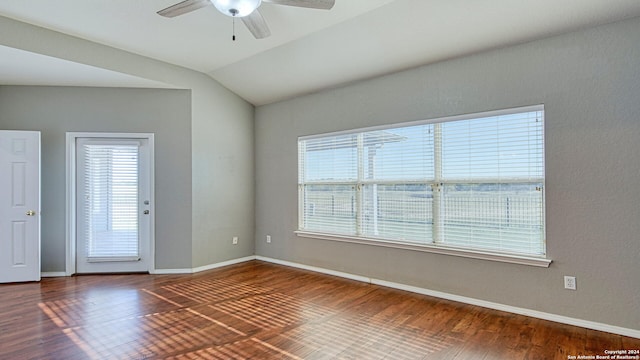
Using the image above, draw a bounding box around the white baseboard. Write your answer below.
[41,257,258,276]
[150,268,193,274]
[41,272,67,277]
[255,256,370,283]
[192,256,256,273]
[151,256,256,275]
[255,256,640,339]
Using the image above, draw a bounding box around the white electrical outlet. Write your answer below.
[232,236,238,245]
[266,235,271,243]
[564,276,576,290]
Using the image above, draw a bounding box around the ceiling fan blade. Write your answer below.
[157,0,211,18]
[242,9,271,39]
[262,0,335,10]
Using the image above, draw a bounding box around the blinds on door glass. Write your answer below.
[82,143,140,260]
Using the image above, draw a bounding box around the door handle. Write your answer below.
[26,210,36,216]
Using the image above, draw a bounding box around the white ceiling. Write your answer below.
[1,0,640,105]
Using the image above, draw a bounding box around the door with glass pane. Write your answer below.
[76,138,151,273]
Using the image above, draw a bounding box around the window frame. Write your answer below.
[296,105,550,267]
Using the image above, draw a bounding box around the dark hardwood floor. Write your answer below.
[0,260,637,359]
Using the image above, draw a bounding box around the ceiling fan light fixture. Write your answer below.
[211,0,262,17]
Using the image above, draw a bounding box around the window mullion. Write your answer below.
[433,123,443,244]
[298,141,306,230]
[356,133,364,235]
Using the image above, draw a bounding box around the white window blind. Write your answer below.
[298,106,545,257]
[83,143,140,260]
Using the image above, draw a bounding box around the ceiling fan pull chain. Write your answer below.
[232,16,236,41]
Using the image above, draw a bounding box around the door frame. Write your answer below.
[66,132,155,275]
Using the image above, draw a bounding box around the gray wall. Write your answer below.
[255,17,640,330]
[0,86,193,271]
[190,82,255,268]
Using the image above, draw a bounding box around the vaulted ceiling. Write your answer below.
[1,0,640,105]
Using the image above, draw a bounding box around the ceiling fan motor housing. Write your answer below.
[212,0,262,17]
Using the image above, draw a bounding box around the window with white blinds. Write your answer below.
[82,143,140,260]
[298,106,545,257]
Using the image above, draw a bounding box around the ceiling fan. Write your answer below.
[158,0,336,40]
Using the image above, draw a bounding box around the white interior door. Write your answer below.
[0,130,41,283]
[76,137,151,273]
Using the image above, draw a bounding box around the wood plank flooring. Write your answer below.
[0,260,638,359]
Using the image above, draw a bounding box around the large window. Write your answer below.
[298,106,546,259]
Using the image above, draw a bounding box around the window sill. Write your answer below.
[294,231,552,268]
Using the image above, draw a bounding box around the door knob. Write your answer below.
[26,210,36,216]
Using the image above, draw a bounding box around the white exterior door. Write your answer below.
[75,137,152,273]
[0,131,41,283]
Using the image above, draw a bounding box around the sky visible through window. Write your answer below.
[303,111,543,182]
